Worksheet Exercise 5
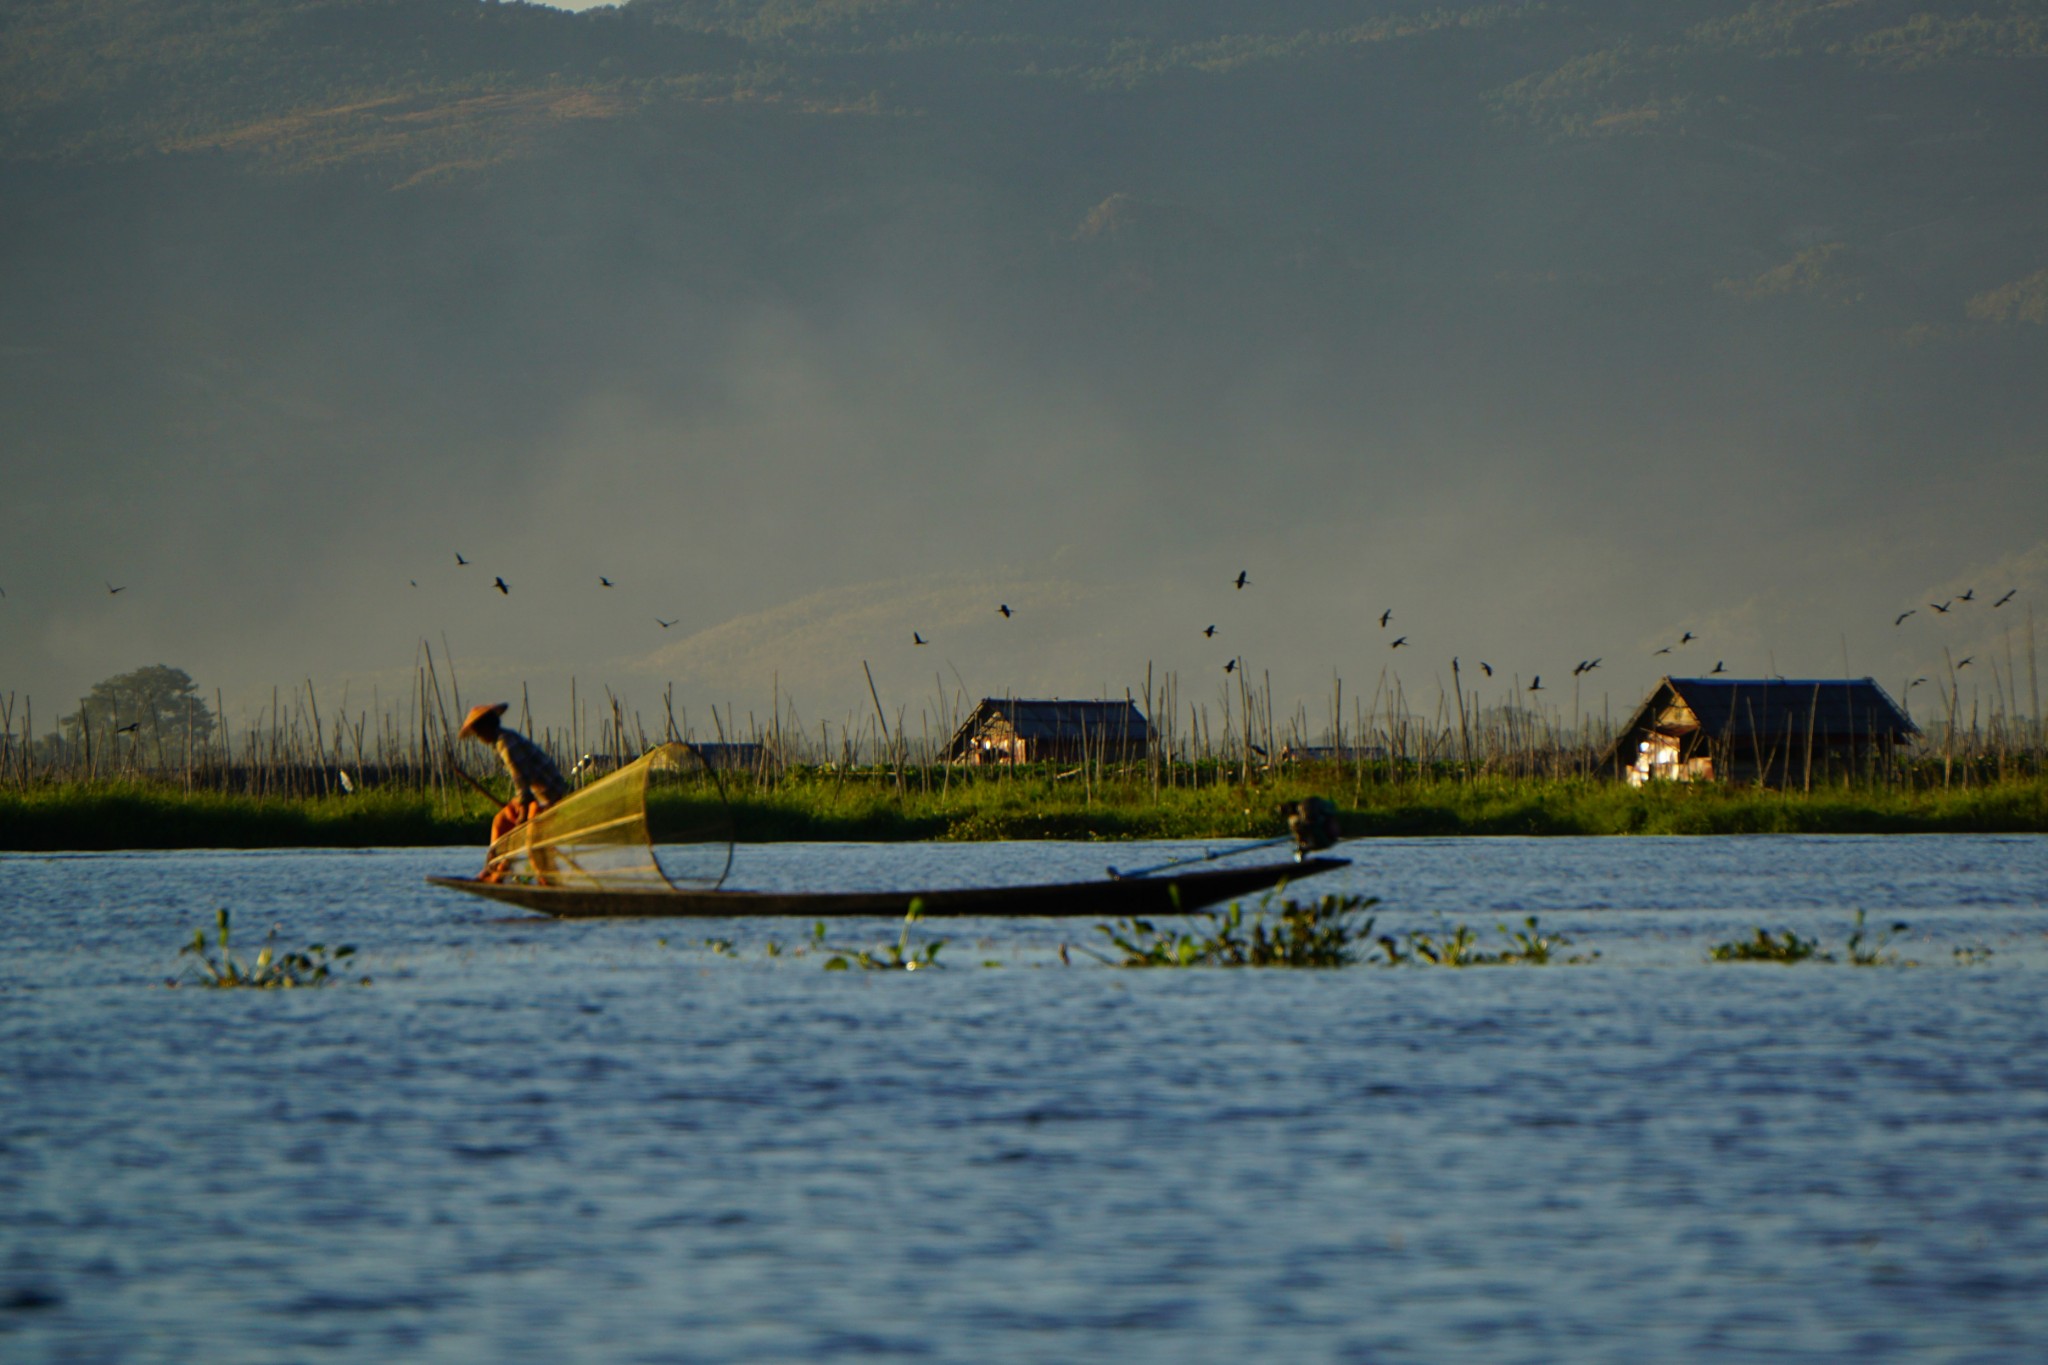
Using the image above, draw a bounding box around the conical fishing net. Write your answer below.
[484,741,732,891]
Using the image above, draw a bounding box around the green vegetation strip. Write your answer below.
[4,774,2047,851]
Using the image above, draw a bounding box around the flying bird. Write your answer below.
[1480,662,1492,677]
[1390,636,1408,649]
[1379,609,1392,628]
[106,582,125,595]
[1203,625,1217,638]
[1654,646,1672,656]
[409,580,418,587]
[114,722,139,735]
[1573,661,1589,676]
[1957,656,1975,669]
[1959,588,1976,602]
[1711,661,1727,674]
[1893,610,1914,626]
[1930,600,1951,613]
[455,552,469,566]
[914,632,927,645]
[1994,589,2017,607]
[656,618,676,629]
[1680,631,1696,645]
[1234,571,1251,590]
[998,604,1012,618]
[493,576,509,595]
[1909,677,1928,688]
[600,577,615,587]
[1527,677,1543,692]
[1224,658,1239,673]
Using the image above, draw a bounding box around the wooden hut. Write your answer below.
[943,699,1152,766]
[1601,677,1917,786]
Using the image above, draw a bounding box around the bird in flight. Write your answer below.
[1710,661,1727,674]
[1654,646,1672,655]
[914,632,927,645]
[1234,571,1251,590]
[1527,677,1543,692]
[1224,658,1239,673]
[1893,610,1914,626]
[1958,656,1975,669]
[998,604,1012,618]
[1203,624,1217,638]
[114,722,139,735]
[1930,600,1951,613]
[455,552,469,566]
[106,582,125,595]
[1909,677,1928,688]
[600,577,615,587]
[493,576,509,595]
[1390,636,1408,649]
[1994,589,2017,607]
[1959,588,1976,602]
[656,617,676,629]
[1379,609,1392,628]
[409,579,418,587]
[1480,662,1493,677]
[1680,631,1696,645]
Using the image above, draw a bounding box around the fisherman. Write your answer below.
[1281,795,1342,858]
[457,702,569,879]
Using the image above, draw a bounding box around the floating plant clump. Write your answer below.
[1090,893,1381,968]
[168,908,364,989]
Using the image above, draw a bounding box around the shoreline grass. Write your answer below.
[2,771,2045,851]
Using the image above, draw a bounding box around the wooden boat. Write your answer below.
[428,856,1350,920]
[427,742,1349,919]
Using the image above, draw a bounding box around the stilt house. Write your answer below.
[1602,677,1917,786]
[943,699,1152,765]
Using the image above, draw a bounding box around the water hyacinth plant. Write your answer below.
[1709,927,1827,963]
[170,908,361,988]
[1091,893,1380,968]
[820,902,947,971]
[1708,912,1915,965]
[1845,909,1913,967]
[1378,915,1595,967]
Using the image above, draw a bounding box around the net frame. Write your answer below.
[483,741,731,891]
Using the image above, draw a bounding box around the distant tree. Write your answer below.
[63,666,216,756]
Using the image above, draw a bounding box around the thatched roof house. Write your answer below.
[1602,677,1917,785]
[943,698,1152,765]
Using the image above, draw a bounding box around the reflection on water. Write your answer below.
[3,837,2046,1362]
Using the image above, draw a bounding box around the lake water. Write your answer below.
[4,836,2046,1362]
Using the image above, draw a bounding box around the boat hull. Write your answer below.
[426,856,1350,919]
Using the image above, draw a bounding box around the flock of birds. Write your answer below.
[13,556,2024,709]
[1891,586,2021,692]
[893,568,2029,702]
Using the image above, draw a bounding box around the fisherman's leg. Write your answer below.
[479,802,529,881]
[489,802,525,843]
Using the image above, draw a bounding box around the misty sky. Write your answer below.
[3,1,2046,744]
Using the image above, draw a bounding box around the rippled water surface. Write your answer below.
[5,836,2047,1362]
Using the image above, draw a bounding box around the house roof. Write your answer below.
[1605,677,1916,763]
[947,698,1151,749]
